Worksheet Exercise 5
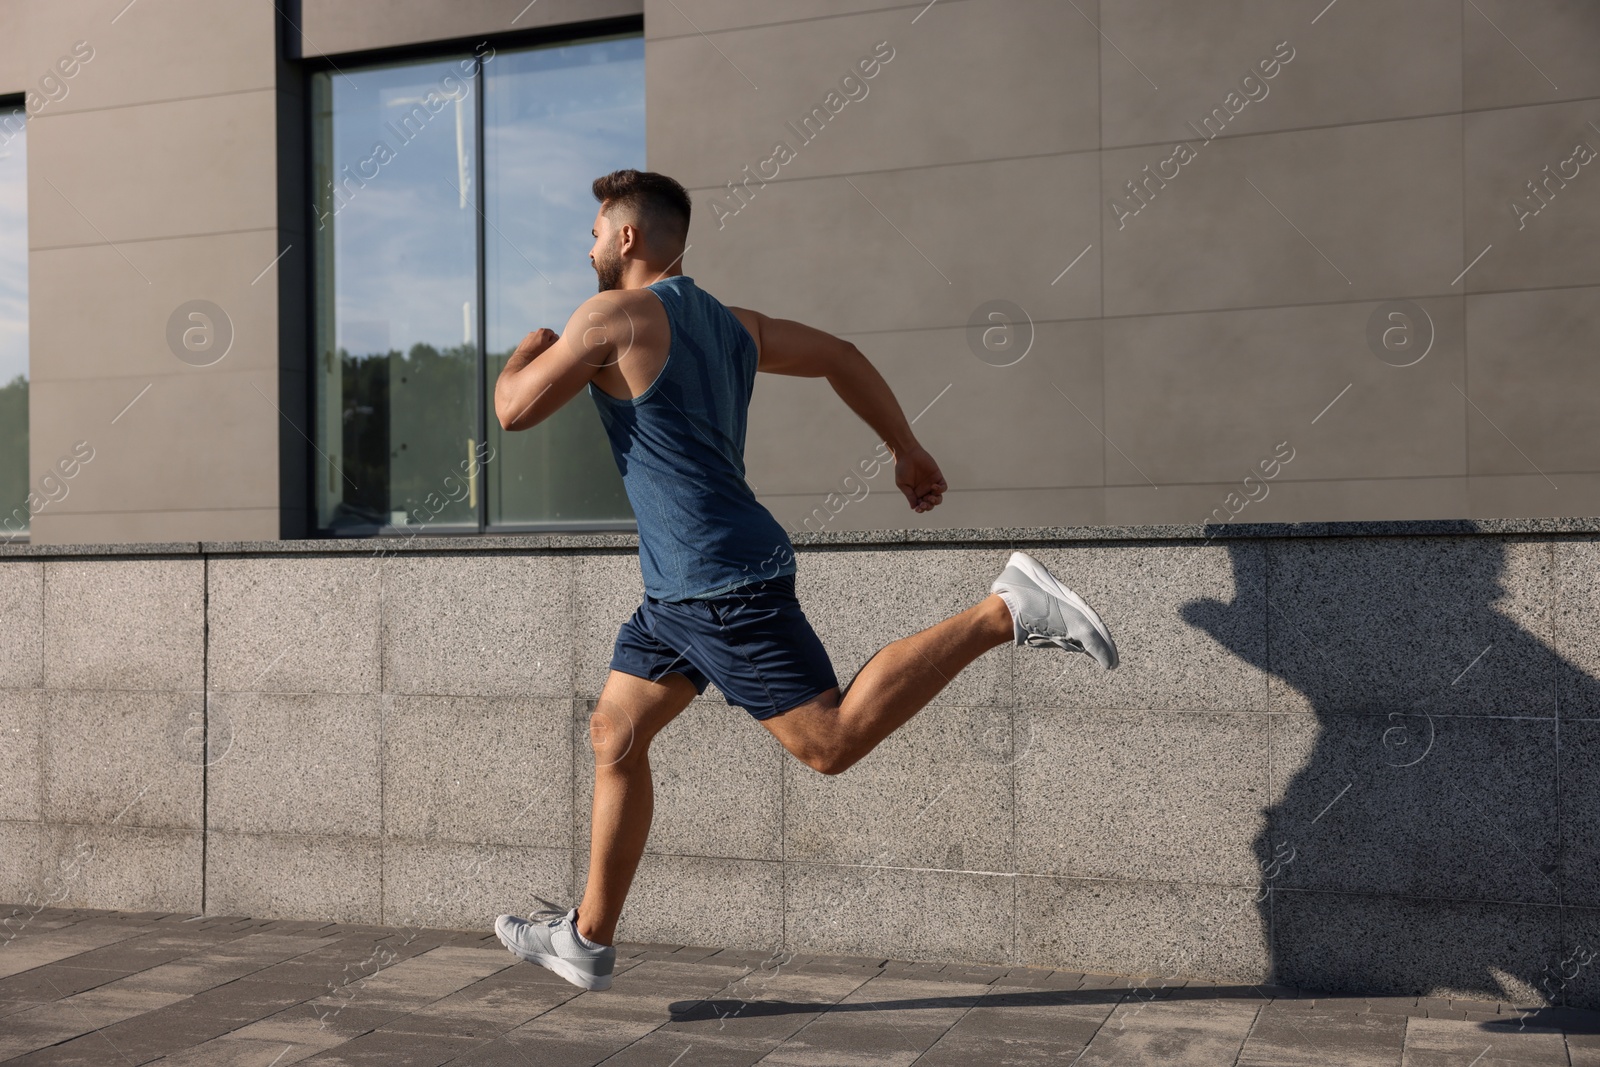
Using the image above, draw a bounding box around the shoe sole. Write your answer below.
[1007,551,1119,669]
[494,918,613,991]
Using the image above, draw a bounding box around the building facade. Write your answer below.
[2,0,1599,544]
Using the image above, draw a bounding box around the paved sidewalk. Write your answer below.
[1,908,1597,1065]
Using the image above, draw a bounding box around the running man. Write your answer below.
[490,169,1119,991]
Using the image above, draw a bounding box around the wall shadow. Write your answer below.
[1180,534,1597,1008]
[667,992,1600,1031]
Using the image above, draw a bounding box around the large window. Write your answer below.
[0,106,26,536]
[311,33,643,535]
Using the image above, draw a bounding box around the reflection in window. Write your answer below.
[313,57,480,534]
[0,107,26,536]
[311,33,644,535]
[485,36,641,526]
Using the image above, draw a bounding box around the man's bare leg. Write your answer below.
[759,593,1014,775]
[574,669,697,946]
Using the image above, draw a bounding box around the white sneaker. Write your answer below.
[990,551,1119,669]
[494,908,616,991]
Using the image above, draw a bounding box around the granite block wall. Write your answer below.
[1,523,1595,1008]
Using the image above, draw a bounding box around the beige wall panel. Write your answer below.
[26,89,278,247]
[686,152,1101,338]
[1100,0,1460,147]
[29,0,275,116]
[644,0,923,38]
[30,508,282,543]
[295,0,642,57]
[28,232,283,384]
[647,0,1099,189]
[27,369,281,525]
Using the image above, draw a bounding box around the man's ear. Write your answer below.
[617,222,639,257]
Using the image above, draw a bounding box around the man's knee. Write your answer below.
[589,708,645,770]
[789,738,856,776]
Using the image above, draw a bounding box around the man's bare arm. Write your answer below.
[732,308,947,513]
[493,296,620,432]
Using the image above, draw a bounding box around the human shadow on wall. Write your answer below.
[1180,533,1596,1009]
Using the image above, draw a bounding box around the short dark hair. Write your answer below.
[592,169,691,249]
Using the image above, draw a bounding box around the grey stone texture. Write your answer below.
[0,820,42,903]
[795,546,1009,707]
[1560,720,1600,908]
[40,824,201,913]
[1273,891,1558,1005]
[41,689,204,830]
[0,562,42,688]
[1269,713,1560,904]
[42,560,204,691]
[3,526,1599,1005]
[1259,537,1556,717]
[1555,539,1600,718]
[207,556,381,695]
[1015,709,1269,886]
[785,863,1014,963]
[583,852,783,950]
[784,703,1014,872]
[205,832,380,924]
[384,695,571,848]
[1014,541,1270,712]
[0,688,42,821]
[575,697,783,861]
[382,840,571,930]
[1015,876,1269,983]
[205,693,381,837]
[573,550,648,699]
[381,554,573,698]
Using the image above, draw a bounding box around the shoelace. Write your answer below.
[1024,631,1085,651]
[525,898,572,929]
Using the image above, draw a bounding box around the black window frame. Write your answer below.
[0,92,29,544]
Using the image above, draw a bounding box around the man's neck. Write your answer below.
[617,260,684,290]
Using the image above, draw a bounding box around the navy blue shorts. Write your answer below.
[608,573,840,720]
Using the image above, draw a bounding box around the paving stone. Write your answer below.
[394,970,578,1031]
[1402,1015,1568,1065]
[0,963,129,1003]
[991,965,1071,989]
[916,991,1111,1065]
[303,945,512,1017]
[220,1002,404,1048]
[597,1031,769,1066]
[45,931,224,974]
[1235,1009,1407,1067]
[151,1036,333,1066]
[0,920,150,980]
[25,1005,251,1064]
[1313,995,1374,1013]
[662,966,873,1045]
[6,906,1600,1064]
[1065,999,1261,1066]
[294,1026,483,1063]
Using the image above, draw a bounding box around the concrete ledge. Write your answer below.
[10,516,1600,559]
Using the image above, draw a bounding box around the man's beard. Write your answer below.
[594,243,623,292]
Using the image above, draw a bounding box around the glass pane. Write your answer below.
[484,35,643,526]
[312,59,481,534]
[0,108,27,539]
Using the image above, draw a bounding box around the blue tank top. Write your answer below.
[588,275,796,601]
